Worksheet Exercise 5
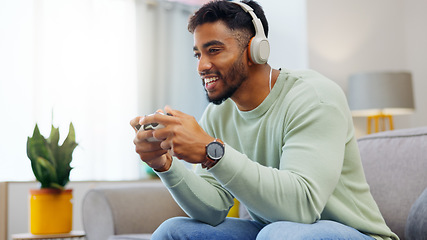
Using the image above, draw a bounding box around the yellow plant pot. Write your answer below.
[29,188,73,235]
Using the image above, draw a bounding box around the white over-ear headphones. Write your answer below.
[231,1,270,64]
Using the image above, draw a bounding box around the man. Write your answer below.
[131,1,398,239]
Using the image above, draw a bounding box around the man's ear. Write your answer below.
[244,47,255,67]
[247,60,254,67]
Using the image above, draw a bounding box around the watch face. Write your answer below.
[207,141,224,161]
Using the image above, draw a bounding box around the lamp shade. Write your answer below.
[348,72,415,116]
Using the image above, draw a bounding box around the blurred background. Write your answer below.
[1,0,425,182]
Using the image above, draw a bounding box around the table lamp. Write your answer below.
[347,71,415,134]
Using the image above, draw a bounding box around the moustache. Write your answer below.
[199,70,222,78]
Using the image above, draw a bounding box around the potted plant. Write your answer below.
[26,123,78,235]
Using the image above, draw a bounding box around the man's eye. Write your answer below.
[194,53,201,59]
[209,48,220,54]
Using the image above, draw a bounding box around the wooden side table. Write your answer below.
[11,231,85,240]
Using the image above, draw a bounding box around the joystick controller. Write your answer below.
[135,112,172,142]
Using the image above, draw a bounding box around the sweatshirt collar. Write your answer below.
[236,69,285,119]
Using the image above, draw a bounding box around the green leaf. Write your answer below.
[27,125,54,183]
[27,125,47,160]
[47,124,60,168]
[48,124,60,148]
[57,123,77,186]
[35,156,57,188]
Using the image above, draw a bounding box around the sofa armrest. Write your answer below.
[82,181,186,240]
[358,126,427,238]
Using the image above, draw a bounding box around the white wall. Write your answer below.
[403,0,427,128]
[262,0,308,69]
[307,0,426,137]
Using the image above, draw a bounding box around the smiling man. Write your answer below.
[130,1,398,239]
[195,24,252,106]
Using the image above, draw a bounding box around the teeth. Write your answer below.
[204,76,219,84]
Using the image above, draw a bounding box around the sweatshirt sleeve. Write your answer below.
[156,156,234,226]
[209,102,349,224]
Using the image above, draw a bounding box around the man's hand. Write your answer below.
[130,115,172,172]
[138,106,216,165]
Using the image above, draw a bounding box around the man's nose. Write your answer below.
[197,55,212,73]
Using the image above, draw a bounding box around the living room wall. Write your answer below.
[307,0,427,138]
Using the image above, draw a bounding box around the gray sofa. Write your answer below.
[357,126,427,239]
[82,126,427,240]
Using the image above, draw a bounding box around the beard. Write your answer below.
[202,53,248,105]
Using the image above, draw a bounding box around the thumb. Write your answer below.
[164,105,184,117]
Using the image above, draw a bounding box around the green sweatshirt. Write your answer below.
[157,69,398,240]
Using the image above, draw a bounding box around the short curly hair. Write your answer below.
[188,0,268,48]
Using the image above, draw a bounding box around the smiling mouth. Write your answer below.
[204,76,219,90]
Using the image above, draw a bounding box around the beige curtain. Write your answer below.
[0,0,206,181]
[135,0,207,119]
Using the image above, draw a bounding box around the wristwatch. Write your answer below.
[204,139,225,169]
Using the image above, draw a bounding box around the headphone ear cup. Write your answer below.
[248,35,270,64]
[247,37,256,64]
[230,1,270,64]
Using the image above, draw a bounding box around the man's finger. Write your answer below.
[137,148,168,162]
[139,111,175,127]
[164,105,184,117]
[130,116,143,132]
[135,128,156,142]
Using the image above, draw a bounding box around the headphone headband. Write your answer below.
[230,1,270,64]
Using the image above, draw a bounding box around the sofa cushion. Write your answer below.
[405,187,427,240]
[108,234,152,240]
[357,127,427,239]
[82,181,187,240]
